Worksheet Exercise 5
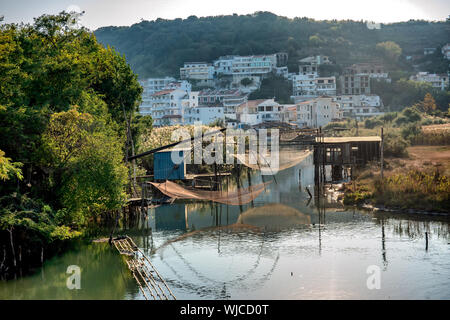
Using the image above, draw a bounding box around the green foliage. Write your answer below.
[383,132,409,157]
[42,107,128,225]
[0,12,144,268]
[94,13,449,78]
[248,75,292,103]
[371,79,448,111]
[375,41,402,63]
[364,118,383,129]
[0,149,23,181]
[240,78,253,87]
[373,170,450,211]
[0,194,81,242]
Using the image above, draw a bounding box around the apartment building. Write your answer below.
[180,62,215,86]
[299,55,331,65]
[213,55,235,75]
[139,77,176,95]
[231,55,277,90]
[237,99,295,126]
[296,97,343,128]
[333,95,384,120]
[276,52,289,67]
[197,89,248,121]
[410,72,449,91]
[183,104,225,125]
[339,74,371,95]
[292,75,336,100]
[139,79,192,116]
[147,89,199,127]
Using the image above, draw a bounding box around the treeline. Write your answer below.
[94,11,450,78]
[0,13,148,276]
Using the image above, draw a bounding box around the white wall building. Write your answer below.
[230,55,277,92]
[139,79,192,116]
[296,97,343,128]
[180,62,215,85]
[299,55,331,65]
[198,89,248,121]
[333,95,384,120]
[139,77,176,95]
[213,56,235,75]
[410,72,449,91]
[292,75,336,100]
[184,105,225,125]
[147,89,196,127]
[237,99,295,126]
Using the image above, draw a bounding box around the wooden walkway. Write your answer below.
[113,236,176,300]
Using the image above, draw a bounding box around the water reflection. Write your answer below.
[1,149,449,300]
[236,204,311,231]
[0,242,136,300]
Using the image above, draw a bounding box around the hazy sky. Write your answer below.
[1,0,449,30]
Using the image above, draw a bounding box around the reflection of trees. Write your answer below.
[374,214,450,240]
[0,242,135,300]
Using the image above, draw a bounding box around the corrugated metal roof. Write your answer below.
[316,136,381,143]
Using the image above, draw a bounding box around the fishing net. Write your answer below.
[236,203,311,231]
[234,150,312,174]
[149,180,271,205]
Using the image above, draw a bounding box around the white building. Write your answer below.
[183,105,225,125]
[333,95,384,120]
[442,44,450,60]
[299,55,331,65]
[292,75,336,100]
[180,62,215,85]
[231,55,277,92]
[296,97,343,128]
[410,72,449,91]
[197,89,248,121]
[147,89,198,127]
[213,56,235,75]
[139,77,176,95]
[139,79,192,116]
[237,99,295,126]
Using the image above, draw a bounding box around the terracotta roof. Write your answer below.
[152,89,175,97]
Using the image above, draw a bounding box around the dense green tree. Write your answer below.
[376,41,402,63]
[0,12,145,271]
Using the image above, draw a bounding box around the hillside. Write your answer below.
[94,12,450,78]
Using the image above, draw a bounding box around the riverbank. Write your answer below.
[341,145,450,214]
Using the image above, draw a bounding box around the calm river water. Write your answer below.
[1,152,449,299]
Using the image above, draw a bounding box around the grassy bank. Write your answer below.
[343,146,450,213]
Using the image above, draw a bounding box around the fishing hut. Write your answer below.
[314,136,382,182]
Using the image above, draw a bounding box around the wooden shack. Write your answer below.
[314,136,381,166]
[154,148,189,180]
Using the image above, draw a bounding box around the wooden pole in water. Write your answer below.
[425,232,428,251]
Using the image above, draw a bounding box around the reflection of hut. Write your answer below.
[237,203,311,231]
[154,204,188,231]
[154,148,189,180]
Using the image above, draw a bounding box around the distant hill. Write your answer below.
[94,11,450,79]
